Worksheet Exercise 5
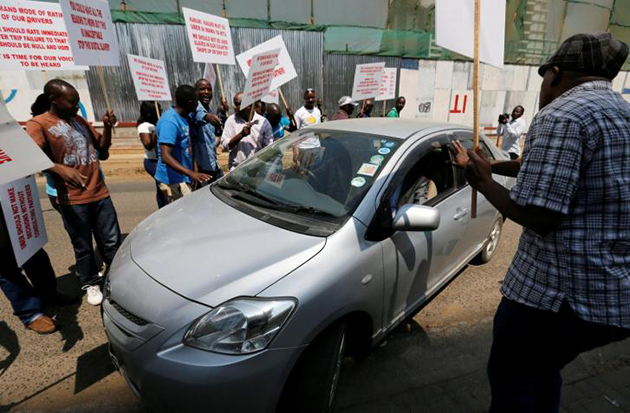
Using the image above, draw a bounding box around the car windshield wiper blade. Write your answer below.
[284,205,338,218]
[218,180,285,208]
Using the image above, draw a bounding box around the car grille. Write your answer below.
[109,300,150,326]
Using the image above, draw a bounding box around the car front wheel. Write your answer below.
[473,217,503,264]
[278,322,347,413]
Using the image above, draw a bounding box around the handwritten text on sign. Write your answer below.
[59,0,119,66]
[0,176,48,267]
[127,54,171,101]
[351,62,385,101]
[236,35,297,91]
[0,0,84,70]
[241,49,280,110]
[376,67,397,101]
[182,8,235,65]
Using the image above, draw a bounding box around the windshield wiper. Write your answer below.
[217,180,284,208]
[284,205,338,218]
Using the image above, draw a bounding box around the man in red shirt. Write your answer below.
[27,79,121,306]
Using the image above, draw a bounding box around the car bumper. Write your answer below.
[104,306,306,413]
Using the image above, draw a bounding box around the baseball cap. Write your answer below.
[338,96,358,107]
[538,32,629,80]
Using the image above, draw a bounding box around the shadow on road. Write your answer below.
[75,343,116,394]
[0,321,20,379]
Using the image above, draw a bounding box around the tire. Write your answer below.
[278,323,347,413]
[472,217,503,264]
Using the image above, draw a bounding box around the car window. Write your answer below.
[386,134,457,209]
[216,130,402,227]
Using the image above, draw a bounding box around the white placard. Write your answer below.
[435,0,505,68]
[241,49,281,110]
[0,175,47,267]
[0,0,86,70]
[376,68,397,101]
[236,35,298,90]
[351,62,386,101]
[127,54,171,101]
[0,100,53,186]
[203,63,217,89]
[261,89,279,104]
[182,8,235,65]
[59,0,119,66]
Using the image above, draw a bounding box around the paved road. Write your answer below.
[1,176,629,412]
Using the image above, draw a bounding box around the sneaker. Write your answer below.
[86,285,103,306]
[27,315,57,334]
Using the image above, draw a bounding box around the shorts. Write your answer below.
[158,182,192,204]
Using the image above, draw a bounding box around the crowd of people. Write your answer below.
[0,80,406,333]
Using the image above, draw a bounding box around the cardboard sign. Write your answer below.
[0,0,86,70]
[127,54,171,101]
[0,175,47,267]
[376,68,397,101]
[236,35,298,90]
[351,62,385,101]
[0,99,53,186]
[182,8,235,65]
[59,0,119,66]
[435,0,505,68]
[261,89,279,104]
[241,49,281,110]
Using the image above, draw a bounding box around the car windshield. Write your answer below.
[216,129,402,226]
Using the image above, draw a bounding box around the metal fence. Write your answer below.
[86,23,324,122]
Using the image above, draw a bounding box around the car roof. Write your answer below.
[308,118,471,140]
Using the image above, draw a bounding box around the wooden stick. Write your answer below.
[154,101,161,119]
[248,102,256,122]
[361,99,366,115]
[278,87,288,108]
[215,64,225,101]
[382,100,386,117]
[471,0,481,219]
[96,66,111,111]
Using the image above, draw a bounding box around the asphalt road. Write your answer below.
[1,176,628,412]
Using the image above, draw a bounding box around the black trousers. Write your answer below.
[488,297,630,413]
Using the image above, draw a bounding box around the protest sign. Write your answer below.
[0,175,48,267]
[435,0,505,68]
[127,54,171,101]
[241,49,280,110]
[203,63,217,89]
[182,8,235,65]
[376,68,397,101]
[261,89,279,104]
[0,99,52,186]
[0,0,86,70]
[236,35,297,90]
[59,0,119,66]
[351,62,385,101]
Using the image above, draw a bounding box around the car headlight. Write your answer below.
[183,298,296,354]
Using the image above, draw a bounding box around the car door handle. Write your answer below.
[453,208,468,220]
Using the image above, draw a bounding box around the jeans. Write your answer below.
[144,158,167,209]
[59,197,121,289]
[488,297,630,413]
[0,247,56,325]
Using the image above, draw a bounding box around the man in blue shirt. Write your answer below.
[265,103,295,141]
[155,85,210,204]
[191,79,225,187]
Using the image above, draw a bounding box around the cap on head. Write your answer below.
[538,32,629,80]
[338,96,358,107]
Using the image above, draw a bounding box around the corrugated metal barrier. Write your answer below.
[86,23,324,122]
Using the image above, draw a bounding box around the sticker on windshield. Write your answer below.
[351,177,366,187]
[384,141,395,148]
[370,155,385,166]
[357,163,378,177]
[373,141,382,149]
[378,147,391,155]
[265,170,285,189]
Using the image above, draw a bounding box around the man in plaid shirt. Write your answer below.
[456,32,630,412]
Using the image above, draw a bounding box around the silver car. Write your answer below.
[103,119,511,412]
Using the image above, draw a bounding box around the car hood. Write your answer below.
[129,188,326,307]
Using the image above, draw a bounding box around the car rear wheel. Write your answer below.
[278,322,347,413]
[472,217,503,264]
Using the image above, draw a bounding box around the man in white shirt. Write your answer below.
[221,93,273,170]
[497,105,527,160]
[293,88,321,129]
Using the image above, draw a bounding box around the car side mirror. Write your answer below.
[392,204,440,232]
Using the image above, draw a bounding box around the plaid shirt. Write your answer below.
[502,81,630,328]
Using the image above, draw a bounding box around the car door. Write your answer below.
[452,131,502,255]
[377,133,472,327]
